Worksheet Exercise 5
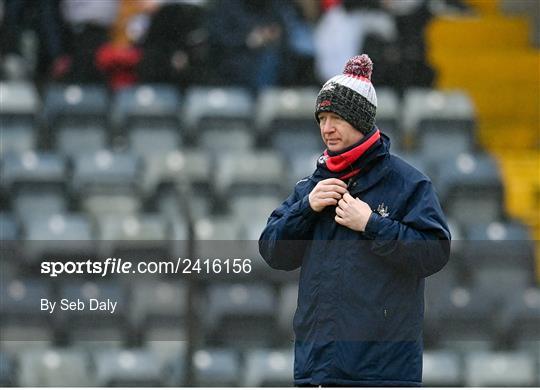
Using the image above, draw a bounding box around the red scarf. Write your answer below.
[319,129,381,180]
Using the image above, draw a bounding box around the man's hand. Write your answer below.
[308,178,348,212]
[335,193,372,232]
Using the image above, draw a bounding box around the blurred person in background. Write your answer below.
[259,54,451,386]
[0,0,65,82]
[61,0,119,83]
[208,0,285,91]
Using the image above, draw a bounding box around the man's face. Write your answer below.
[318,112,364,152]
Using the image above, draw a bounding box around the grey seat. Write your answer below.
[128,126,182,158]
[0,123,36,156]
[462,221,534,297]
[111,84,181,131]
[215,150,284,197]
[13,189,68,223]
[203,283,277,347]
[228,194,282,224]
[0,351,16,386]
[56,125,107,157]
[192,348,240,386]
[42,84,108,129]
[497,287,540,348]
[1,151,66,192]
[374,87,400,145]
[435,153,503,226]
[17,348,95,386]
[464,351,536,387]
[199,127,256,153]
[0,278,54,344]
[422,350,463,387]
[183,86,254,136]
[255,87,319,136]
[243,348,294,387]
[403,88,475,138]
[94,348,163,386]
[0,213,19,241]
[277,283,299,340]
[21,213,94,263]
[270,128,322,158]
[0,81,39,127]
[130,280,188,340]
[288,152,319,188]
[59,280,129,345]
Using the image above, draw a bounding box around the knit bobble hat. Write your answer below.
[315,54,377,134]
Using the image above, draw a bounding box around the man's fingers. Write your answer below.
[321,178,348,188]
[342,193,354,202]
[335,206,345,217]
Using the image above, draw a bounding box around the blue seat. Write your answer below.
[374,87,401,146]
[42,84,109,129]
[111,84,181,131]
[497,286,540,348]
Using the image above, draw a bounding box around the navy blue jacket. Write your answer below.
[259,137,450,386]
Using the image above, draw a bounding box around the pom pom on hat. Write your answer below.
[343,54,373,80]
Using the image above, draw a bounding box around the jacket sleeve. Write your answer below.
[363,179,451,278]
[258,180,319,271]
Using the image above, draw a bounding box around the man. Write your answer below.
[259,54,450,386]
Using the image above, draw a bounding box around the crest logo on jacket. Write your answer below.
[318,155,328,165]
[377,203,389,217]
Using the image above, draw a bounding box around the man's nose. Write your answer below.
[322,119,334,133]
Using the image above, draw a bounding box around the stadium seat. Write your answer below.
[374,87,400,146]
[13,189,68,223]
[422,350,463,387]
[215,150,284,197]
[464,351,536,387]
[59,280,129,345]
[1,151,66,192]
[255,87,319,136]
[130,279,188,339]
[287,152,319,188]
[243,348,294,386]
[93,348,163,386]
[435,153,504,226]
[96,213,170,260]
[17,348,95,386]
[228,194,282,224]
[128,126,182,158]
[497,287,540,348]
[202,283,278,347]
[0,279,54,346]
[42,84,108,129]
[0,81,39,126]
[403,88,475,140]
[111,84,181,132]
[270,128,323,158]
[0,213,19,241]
[199,127,255,153]
[0,123,36,156]
[183,87,254,137]
[194,215,243,240]
[277,283,299,341]
[56,125,107,157]
[0,351,16,386]
[425,281,498,352]
[462,221,535,297]
[192,348,240,386]
[71,150,141,194]
[21,213,95,263]
[156,342,188,386]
